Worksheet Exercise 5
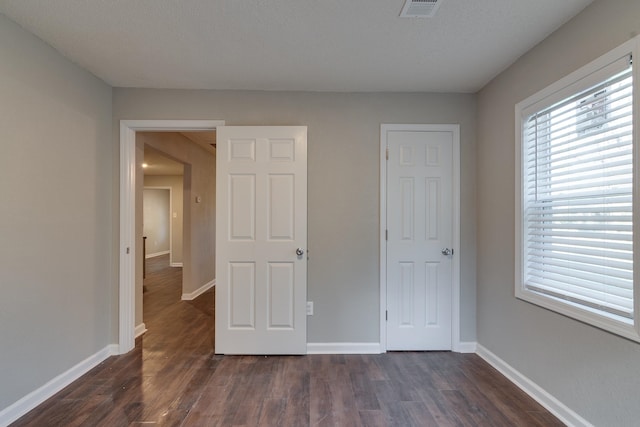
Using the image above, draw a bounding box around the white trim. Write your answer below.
[170,262,183,268]
[476,344,593,427]
[119,120,225,354]
[145,250,170,259]
[379,127,388,352]
[0,345,118,427]
[456,341,477,353]
[451,125,462,352]
[134,323,147,338]
[119,123,136,355]
[379,124,462,353]
[181,279,215,301]
[307,342,382,354]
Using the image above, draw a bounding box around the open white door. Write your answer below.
[385,126,456,351]
[216,126,307,354]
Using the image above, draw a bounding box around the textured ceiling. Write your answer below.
[0,0,594,92]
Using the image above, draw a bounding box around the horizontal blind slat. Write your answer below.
[526,266,632,291]
[527,236,632,252]
[527,243,632,259]
[528,251,632,272]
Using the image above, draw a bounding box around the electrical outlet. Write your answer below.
[306,301,313,316]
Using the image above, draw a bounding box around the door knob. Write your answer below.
[296,248,305,256]
[441,248,453,256]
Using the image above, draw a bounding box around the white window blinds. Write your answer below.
[522,56,634,319]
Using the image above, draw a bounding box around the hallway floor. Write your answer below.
[11,255,563,426]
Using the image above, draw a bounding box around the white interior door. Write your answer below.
[216,126,307,354]
[386,127,454,351]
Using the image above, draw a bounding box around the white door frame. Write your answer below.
[119,119,225,354]
[379,124,462,352]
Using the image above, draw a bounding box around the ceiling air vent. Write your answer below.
[400,0,444,18]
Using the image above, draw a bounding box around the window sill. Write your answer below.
[515,286,640,343]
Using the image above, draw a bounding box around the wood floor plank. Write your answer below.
[256,398,287,427]
[350,370,381,411]
[443,367,515,427]
[414,385,464,427]
[10,255,566,427]
[309,368,362,427]
[358,409,389,427]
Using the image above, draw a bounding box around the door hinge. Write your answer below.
[386,148,389,161]
[385,310,388,321]
[385,230,388,240]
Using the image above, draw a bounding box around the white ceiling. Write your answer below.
[0,0,594,93]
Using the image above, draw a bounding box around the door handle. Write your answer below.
[296,248,305,256]
[441,248,453,256]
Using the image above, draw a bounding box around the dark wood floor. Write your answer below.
[11,255,563,426]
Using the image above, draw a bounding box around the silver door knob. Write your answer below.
[296,248,305,256]
[441,248,453,256]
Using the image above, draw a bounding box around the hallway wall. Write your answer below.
[143,188,171,256]
[145,175,184,265]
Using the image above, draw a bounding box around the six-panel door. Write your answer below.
[216,126,307,354]
[386,129,453,351]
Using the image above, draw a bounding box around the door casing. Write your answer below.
[379,124,462,353]
[119,120,224,354]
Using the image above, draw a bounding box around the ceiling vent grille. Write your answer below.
[400,0,444,18]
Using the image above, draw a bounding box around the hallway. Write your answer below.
[11,256,563,426]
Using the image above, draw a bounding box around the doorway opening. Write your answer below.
[119,120,224,354]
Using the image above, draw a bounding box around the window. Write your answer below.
[516,37,640,341]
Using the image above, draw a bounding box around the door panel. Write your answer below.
[268,262,295,328]
[268,174,295,240]
[229,262,255,328]
[386,129,453,351]
[229,174,256,240]
[216,126,307,354]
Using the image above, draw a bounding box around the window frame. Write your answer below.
[515,36,640,342]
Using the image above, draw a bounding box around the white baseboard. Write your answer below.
[135,323,147,338]
[454,341,477,353]
[307,342,382,354]
[170,262,183,268]
[145,250,169,259]
[0,344,118,427]
[181,279,215,301]
[476,344,593,427]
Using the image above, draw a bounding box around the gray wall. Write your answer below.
[0,14,112,410]
[114,90,477,344]
[476,0,640,425]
